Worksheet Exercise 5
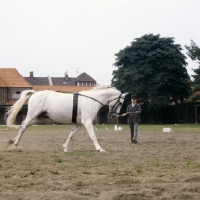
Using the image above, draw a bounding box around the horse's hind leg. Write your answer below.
[12,117,38,147]
[63,124,81,152]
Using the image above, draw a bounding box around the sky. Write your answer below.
[0,0,200,85]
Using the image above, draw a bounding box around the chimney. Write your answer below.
[65,70,68,80]
[48,76,53,86]
[30,71,34,79]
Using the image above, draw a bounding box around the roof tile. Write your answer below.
[76,72,96,82]
[0,68,31,87]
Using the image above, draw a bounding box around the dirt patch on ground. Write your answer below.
[1,128,200,200]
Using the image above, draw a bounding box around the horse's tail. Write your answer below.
[5,90,36,129]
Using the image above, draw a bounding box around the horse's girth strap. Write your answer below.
[72,93,79,123]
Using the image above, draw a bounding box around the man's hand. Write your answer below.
[121,113,127,116]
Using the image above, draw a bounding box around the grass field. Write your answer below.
[1,123,199,133]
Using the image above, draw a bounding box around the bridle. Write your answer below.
[107,94,124,116]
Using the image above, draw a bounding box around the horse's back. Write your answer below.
[27,90,74,123]
[30,90,73,103]
[29,90,73,109]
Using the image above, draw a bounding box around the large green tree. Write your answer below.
[112,34,191,108]
[185,40,200,102]
[185,40,200,61]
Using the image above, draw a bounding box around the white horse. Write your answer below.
[5,86,127,152]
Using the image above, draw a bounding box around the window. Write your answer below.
[12,91,21,99]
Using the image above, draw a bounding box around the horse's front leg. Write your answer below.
[63,124,81,152]
[83,120,106,153]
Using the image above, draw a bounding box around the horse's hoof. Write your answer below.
[14,143,18,147]
[99,149,106,153]
[8,144,22,152]
[64,148,68,152]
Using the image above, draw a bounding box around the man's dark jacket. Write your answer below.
[126,103,142,123]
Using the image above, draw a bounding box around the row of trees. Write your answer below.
[111,34,200,108]
[185,40,200,102]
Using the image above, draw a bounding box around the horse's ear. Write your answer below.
[122,93,128,97]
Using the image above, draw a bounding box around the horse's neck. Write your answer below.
[90,89,119,104]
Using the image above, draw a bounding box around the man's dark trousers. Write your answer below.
[129,122,139,142]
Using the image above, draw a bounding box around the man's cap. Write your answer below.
[131,95,137,99]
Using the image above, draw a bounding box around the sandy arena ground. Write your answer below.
[0,127,200,200]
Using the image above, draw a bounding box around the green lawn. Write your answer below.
[95,124,200,133]
[139,124,200,133]
[1,123,199,133]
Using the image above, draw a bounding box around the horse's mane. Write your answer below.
[83,85,117,92]
[80,85,120,94]
[91,85,116,91]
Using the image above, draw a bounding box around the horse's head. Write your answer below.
[107,92,128,119]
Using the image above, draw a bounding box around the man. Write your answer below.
[122,95,142,144]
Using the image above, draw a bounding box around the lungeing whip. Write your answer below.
[109,112,138,119]
[117,112,138,117]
